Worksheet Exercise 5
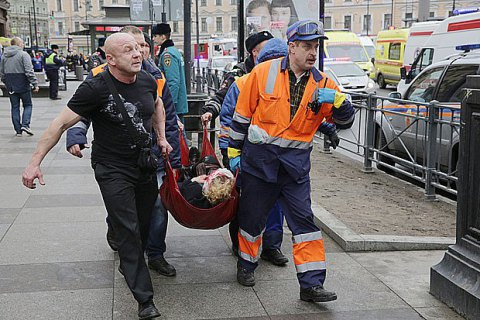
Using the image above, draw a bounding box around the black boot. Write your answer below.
[148,256,177,277]
[300,285,337,302]
[237,264,255,287]
[138,300,160,319]
[260,248,289,266]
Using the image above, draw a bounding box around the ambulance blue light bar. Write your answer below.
[453,8,479,15]
[455,44,480,51]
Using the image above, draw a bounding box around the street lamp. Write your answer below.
[32,0,39,51]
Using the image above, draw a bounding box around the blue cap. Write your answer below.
[257,38,288,64]
[287,20,328,43]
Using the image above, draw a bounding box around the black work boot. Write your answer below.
[300,285,337,302]
[237,265,255,287]
[138,299,160,319]
[148,256,177,277]
[106,227,118,251]
[260,248,289,266]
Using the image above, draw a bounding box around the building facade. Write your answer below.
[8,0,49,48]
[324,0,480,36]
[0,0,9,37]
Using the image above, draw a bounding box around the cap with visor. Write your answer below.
[286,20,328,43]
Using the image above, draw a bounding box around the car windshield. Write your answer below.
[324,69,340,86]
[212,57,236,69]
[327,63,365,77]
[364,46,375,59]
[327,45,369,62]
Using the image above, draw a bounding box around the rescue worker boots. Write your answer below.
[260,248,289,266]
[300,285,338,302]
[138,299,161,319]
[237,264,255,287]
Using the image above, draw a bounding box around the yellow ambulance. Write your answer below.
[374,28,409,88]
[324,31,374,78]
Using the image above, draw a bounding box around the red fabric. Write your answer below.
[160,127,238,229]
[179,129,190,167]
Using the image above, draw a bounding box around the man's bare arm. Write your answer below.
[22,107,82,189]
[152,97,172,155]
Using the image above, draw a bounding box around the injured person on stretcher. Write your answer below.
[179,152,235,209]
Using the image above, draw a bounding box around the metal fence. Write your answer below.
[318,93,460,199]
[190,67,460,199]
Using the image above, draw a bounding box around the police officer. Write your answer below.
[44,44,64,100]
[229,20,355,302]
[152,23,188,123]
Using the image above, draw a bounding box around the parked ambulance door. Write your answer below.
[407,48,434,84]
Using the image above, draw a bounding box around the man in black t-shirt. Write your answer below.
[22,33,171,319]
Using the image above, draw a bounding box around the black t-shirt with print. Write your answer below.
[68,70,158,165]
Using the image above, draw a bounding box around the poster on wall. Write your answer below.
[244,0,319,41]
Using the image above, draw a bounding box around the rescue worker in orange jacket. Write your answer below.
[228,20,354,303]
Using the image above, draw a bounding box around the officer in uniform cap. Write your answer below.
[44,44,64,100]
[152,23,188,121]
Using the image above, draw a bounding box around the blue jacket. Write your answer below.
[0,46,38,94]
[66,59,181,171]
[44,50,63,71]
[158,40,188,115]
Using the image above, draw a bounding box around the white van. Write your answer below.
[400,11,480,91]
[403,21,440,69]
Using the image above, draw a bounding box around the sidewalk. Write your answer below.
[0,82,464,319]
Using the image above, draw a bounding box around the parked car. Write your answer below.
[324,59,376,98]
[206,56,237,89]
[375,48,480,175]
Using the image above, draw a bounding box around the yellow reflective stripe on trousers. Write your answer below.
[295,261,327,273]
[265,59,282,94]
[292,231,323,244]
[233,111,251,124]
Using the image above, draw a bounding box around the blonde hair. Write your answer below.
[203,175,234,205]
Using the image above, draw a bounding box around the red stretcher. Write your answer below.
[159,127,239,229]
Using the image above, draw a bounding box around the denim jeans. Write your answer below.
[9,91,33,133]
[146,170,168,260]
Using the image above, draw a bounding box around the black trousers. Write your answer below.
[94,162,158,303]
[46,69,59,98]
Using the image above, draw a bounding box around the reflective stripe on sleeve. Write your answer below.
[265,59,281,95]
[233,112,251,124]
[295,261,327,273]
[229,129,245,141]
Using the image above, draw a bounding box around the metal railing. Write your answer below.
[318,92,460,199]
[191,66,226,95]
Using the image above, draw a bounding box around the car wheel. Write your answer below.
[377,74,386,89]
[375,127,395,173]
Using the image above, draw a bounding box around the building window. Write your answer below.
[56,0,62,11]
[344,15,351,30]
[58,22,63,35]
[324,16,332,29]
[125,0,130,5]
[99,0,104,10]
[173,21,178,33]
[75,21,80,32]
[216,17,222,32]
[201,18,207,32]
[363,14,371,34]
[383,13,392,29]
[231,16,237,32]
[201,0,207,6]
[404,12,413,27]
[216,0,222,5]
[230,0,237,4]
[112,0,118,4]
[429,12,435,18]
[74,0,79,12]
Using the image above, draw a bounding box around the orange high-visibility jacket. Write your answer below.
[229,57,351,183]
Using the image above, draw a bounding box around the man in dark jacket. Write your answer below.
[44,44,64,100]
[0,37,39,136]
[87,37,107,71]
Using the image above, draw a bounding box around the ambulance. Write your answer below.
[324,31,374,78]
[403,21,441,70]
[399,9,480,91]
[374,28,409,88]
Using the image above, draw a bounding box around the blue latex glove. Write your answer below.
[317,88,337,104]
[229,156,241,172]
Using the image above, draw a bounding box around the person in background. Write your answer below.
[32,52,43,72]
[152,23,188,123]
[88,37,107,71]
[0,37,39,137]
[246,0,272,34]
[44,44,64,100]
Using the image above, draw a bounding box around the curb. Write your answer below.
[311,201,455,252]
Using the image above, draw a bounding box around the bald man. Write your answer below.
[22,32,170,319]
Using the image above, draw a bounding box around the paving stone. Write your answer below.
[0,289,112,319]
[0,261,113,294]
[166,217,223,237]
[269,308,423,319]
[416,305,465,320]
[24,194,104,208]
[0,208,20,224]
[113,278,268,320]
[164,235,232,258]
[15,206,106,224]
[3,221,106,241]
[0,224,9,239]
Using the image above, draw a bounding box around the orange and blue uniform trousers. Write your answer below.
[228,57,354,288]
